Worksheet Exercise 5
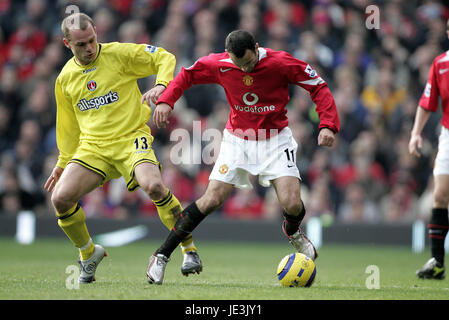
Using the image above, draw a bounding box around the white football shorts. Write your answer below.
[209,127,301,189]
[434,126,449,176]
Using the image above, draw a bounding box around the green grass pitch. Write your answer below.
[0,237,448,300]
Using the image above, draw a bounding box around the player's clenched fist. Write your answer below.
[408,134,423,157]
[318,127,335,147]
[153,103,173,128]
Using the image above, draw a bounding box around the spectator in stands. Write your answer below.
[338,182,379,224]
[0,0,446,226]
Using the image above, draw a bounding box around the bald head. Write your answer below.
[61,12,95,41]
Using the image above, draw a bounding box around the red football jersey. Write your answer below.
[158,47,340,139]
[419,51,449,130]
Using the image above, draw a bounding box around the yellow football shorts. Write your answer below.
[69,126,160,191]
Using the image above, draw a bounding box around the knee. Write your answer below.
[433,189,449,208]
[142,180,166,201]
[280,195,304,216]
[198,191,227,214]
[51,188,77,214]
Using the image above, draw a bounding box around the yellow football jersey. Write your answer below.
[54,42,175,169]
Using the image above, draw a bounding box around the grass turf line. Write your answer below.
[0,238,448,300]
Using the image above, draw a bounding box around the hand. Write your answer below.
[409,134,423,157]
[141,84,166,106]
[153,103,173,128]
[44,166,63,193]
[318,128,335,147]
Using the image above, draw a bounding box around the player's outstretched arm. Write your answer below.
[153,103,173,129]
[317,127,335,147]
[44,167,64,193]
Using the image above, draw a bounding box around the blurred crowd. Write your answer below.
[1,0,448,225]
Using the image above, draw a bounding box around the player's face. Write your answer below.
[64,24,98,65]
[228,44,259,73]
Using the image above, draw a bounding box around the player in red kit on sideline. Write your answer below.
[410,22,449,279]
[146,30,340,284]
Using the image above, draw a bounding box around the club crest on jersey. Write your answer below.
[219,164,229,174]
[87,80,97,91]
[243,75,253,86]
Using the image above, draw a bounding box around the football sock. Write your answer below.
[153,189,198,254]
[56,203,95,260]
[79,238,95,261]
[156,201,206,258]
[283,202,306,236]
[429,208,449,265]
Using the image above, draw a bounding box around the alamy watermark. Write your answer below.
[64,5,80,29]
[365,5,380,30]
[65,264,80,290]
[365,265,380,289]
[168,122,288,166]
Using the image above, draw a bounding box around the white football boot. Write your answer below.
[181,251,203,276]
[416,257,445,279]
[78,244,107,284]
[282,221,318,260]
[146,253,170,285]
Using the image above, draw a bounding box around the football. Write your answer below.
[276,253,316,287]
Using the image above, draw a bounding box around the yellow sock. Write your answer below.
[56,203,95,260]
[154,190,198,253]
[180,234,197,254]
[79,238,95,261]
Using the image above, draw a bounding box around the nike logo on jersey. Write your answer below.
[83,67,97,74]
[220,67,232,73]
[440,68,449,74]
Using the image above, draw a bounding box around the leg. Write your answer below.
[196,179,235,214]
[134,162,197,254]
[134,162,167,201]
[430,174,449,264]
[416,174,449,279]
[146,180,233,284]
[157,179,234,257]
[272,176,305,234]
[272,176,317,260]
[52,162,103,213]
[51,163,104,263]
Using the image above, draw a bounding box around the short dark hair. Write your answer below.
[225,30,256,58]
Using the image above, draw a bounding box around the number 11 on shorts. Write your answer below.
[284,148,295,163]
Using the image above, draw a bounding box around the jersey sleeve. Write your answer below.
[418,60,439,111]
[281,52,340,133]
[120,43,176,87]
[55,77,81,169]
[157,56,218,108]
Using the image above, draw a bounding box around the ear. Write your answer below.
[63,38,71,49]
[255,43,259,50]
